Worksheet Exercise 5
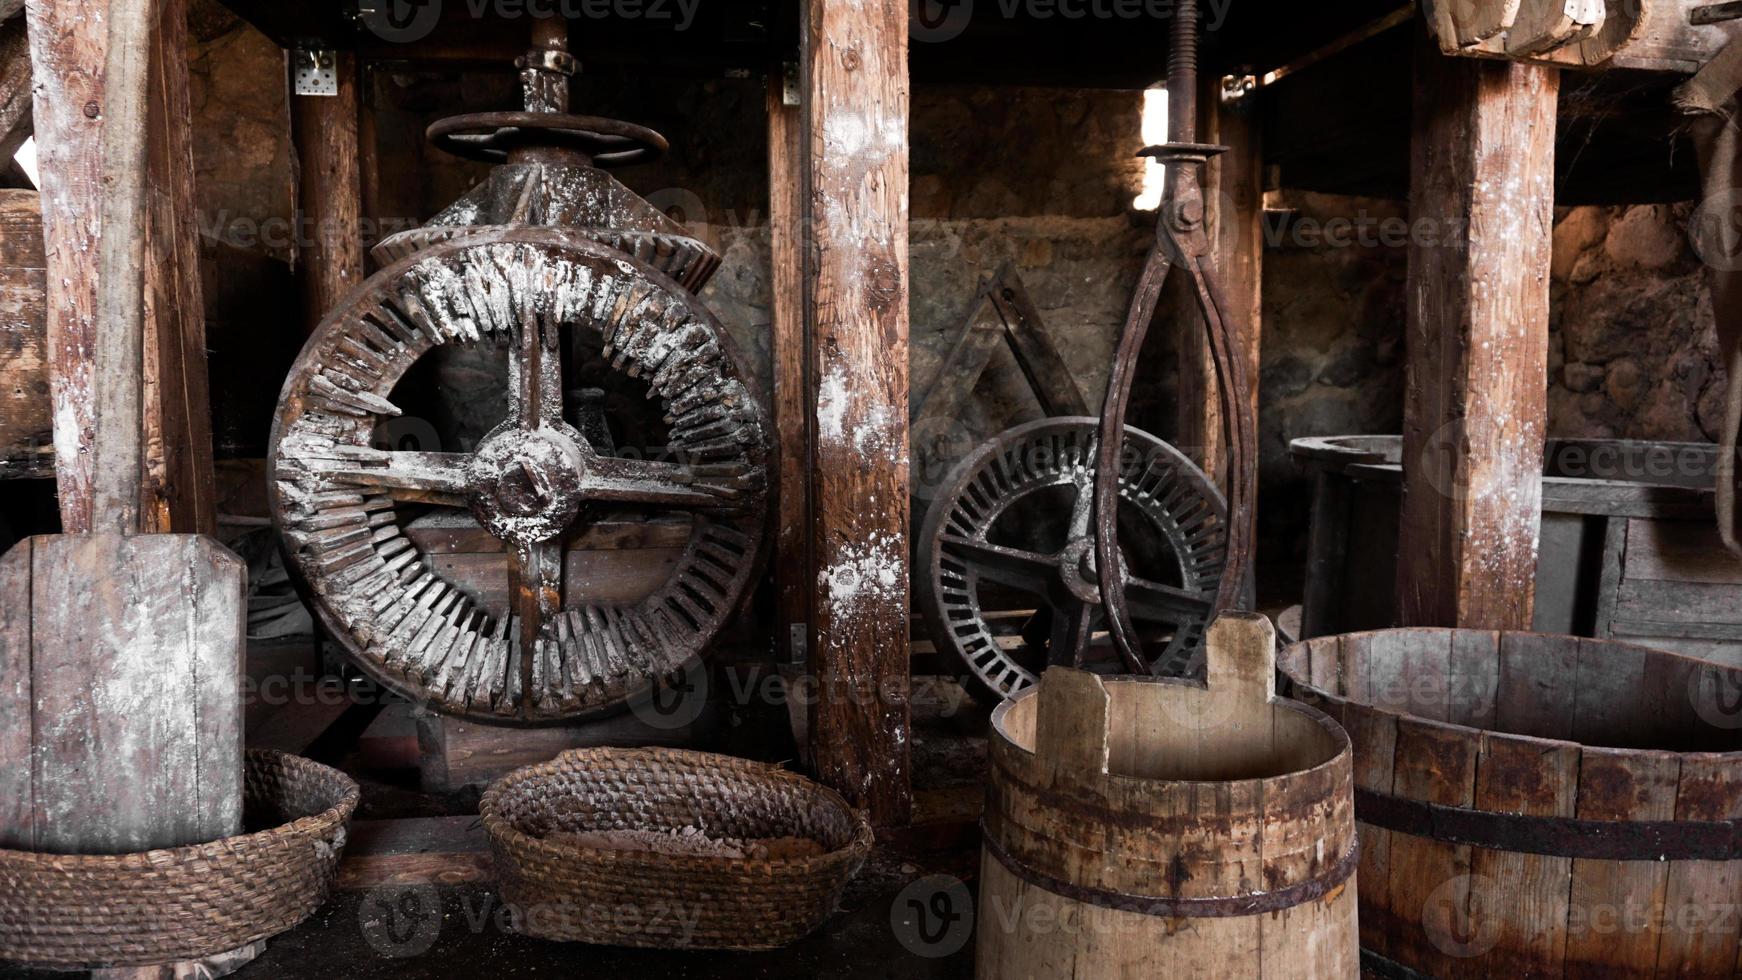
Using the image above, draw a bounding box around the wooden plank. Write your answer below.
[801,0,912,827]
[1396,39,1555,631]
[419,710,699,793]
[1447,629,1500,729]
[1393,628,1453,721]
[767,73,809,689]
[84,0,157,535]
[1621,516,1742,586]
[1563,747,1678,979]
[915,262,1087,431]
[1569,636,1650,746]
[984,265,1088,418]
[1178,76,1262,497]
[1505,0,1604,57]
[139,0,215,535]
[337,816,493,891]
[1591,515,1626,638]
[1301,470,1353,639]
[20,534,245,853]
[1655,754,1742,974]
[1494,631,1578,741]
[912,281,1002,431]
[27,0,112,529]
[1344,703,1399,957]
[425,548,683,613]
[1614,579,1742,630]
[1428,0,1724,72]
[1384,716,1481,977]
[290,50,364,336]
[1469,732,1579,978]
[0,539,30,848]
[0,189,51,478]
[1440,0,1524,47]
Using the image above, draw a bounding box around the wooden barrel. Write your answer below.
[1279,628,1742,978]
[979,614,1359,979]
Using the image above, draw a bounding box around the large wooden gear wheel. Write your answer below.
[269,227,770,724]
[917,417,1226,701]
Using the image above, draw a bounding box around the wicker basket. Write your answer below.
[481,747,873,951]
[0,750,359,970]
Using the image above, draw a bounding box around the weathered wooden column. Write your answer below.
[767,72,813,752]
[14,3,250,977]
[290,50,365,335]
[1178,78,1263,500]
[800,0,912,826]
[140,0,217,536]
[1396,40,1556,630]
[27,0,215,535]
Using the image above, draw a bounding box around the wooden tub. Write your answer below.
[1292,435,1742,665]
[979,615,1358,978]
[1280,628,1742,978]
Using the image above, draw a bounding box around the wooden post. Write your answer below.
[801,0,912,826]
[10,3,250,976]
[290,50,364,336]
[28,0,116,530]
[26,0,215,534]
[140,0,216,536]
[1396,38,1556,630]
[767,72,812,753]
[1178,78,1263,506]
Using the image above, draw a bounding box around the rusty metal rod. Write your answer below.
[1168,0,1199,146]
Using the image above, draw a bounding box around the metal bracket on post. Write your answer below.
[1220,74,1258,106]
[781,61,802,107]
[292,48,340,97]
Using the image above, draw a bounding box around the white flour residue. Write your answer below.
[820,531,904,623]
[818,363,851,444]
[817,362,905,462]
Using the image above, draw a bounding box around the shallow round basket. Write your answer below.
[482,747,874,951]
[0,750,360,970]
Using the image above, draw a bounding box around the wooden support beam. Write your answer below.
[1396,39,1556,630]
[767,72,812,755]
[140,0,216,535]
[29,0,118,529]
[290,50,364,336]
[0,190,52,479]
[1178,79,1263,505]
[28,0,215,534]
[801,0,912,827]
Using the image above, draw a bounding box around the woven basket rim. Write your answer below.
[480,746,875,874]
[0,750,359,871]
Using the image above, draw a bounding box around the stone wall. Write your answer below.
[1551,203,1723,443]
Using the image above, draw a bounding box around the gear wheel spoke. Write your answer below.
[917,417,1226,701]
[936,535,1056,597]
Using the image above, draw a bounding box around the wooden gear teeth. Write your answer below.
[269,229,770,724]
